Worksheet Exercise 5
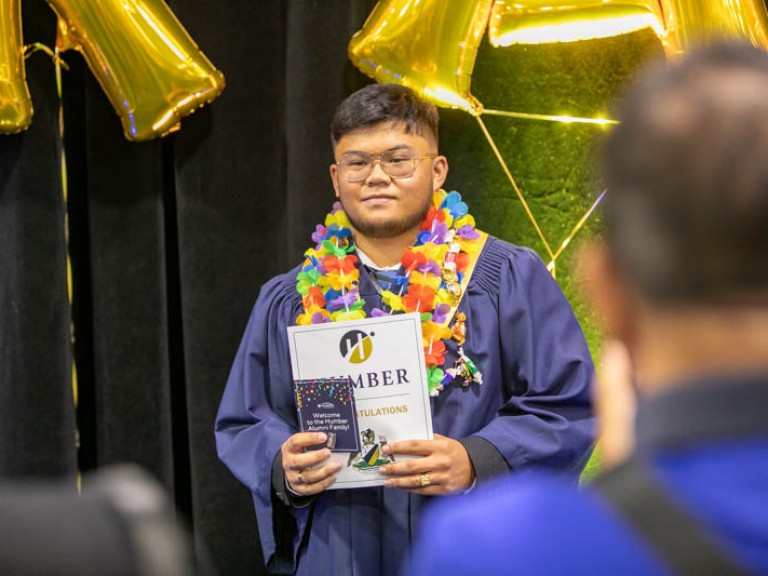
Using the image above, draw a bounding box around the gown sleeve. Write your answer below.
[464,239,595,476]
[214,270,308,574]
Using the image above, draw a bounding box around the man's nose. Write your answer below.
[366,158,391,182]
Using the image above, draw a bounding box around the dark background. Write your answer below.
[1,1,674,574]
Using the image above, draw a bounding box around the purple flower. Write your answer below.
[457,225,480,239]
[327,289,360,311]
[371,308,389,317]
[311,312,330,324]
[311,224,326,244]
[431,303,451,324]
[419,260,442,275]
[428,221,449,244]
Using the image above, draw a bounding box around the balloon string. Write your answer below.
[54,47,80,481]
[546,189,607,273]
[474,114,556,265]
[483,109,618,126]
[27,41,79,485]
[23,42,70,70]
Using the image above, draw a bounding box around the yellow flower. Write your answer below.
[432,189,447,208]
[435,288,459,306]
[382,291,405,312]
[422,321,452,344]
[411,243,447,262]
[331,309,366,322]
[325,210,351,229]
[324,270,360,291]
[303,248,324,261]
[409,271,442,291]
[455,214,476,229]
[458,236,482,254]
[296,306,329,325]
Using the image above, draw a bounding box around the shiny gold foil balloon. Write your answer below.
[348,0,493,114]
[0,0,33,134]
[488,0,665,46]
[488,0,768,55]
[659,0,768,56]
[47,0,225,141]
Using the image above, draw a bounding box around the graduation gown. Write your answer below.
[215,236,595,576]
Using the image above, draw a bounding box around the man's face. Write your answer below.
[329,121,447,241]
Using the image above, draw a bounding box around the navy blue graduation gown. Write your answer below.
[215,237,595,575]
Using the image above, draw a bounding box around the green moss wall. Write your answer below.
[439,29,665,477]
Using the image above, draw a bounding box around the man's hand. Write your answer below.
[281,432,342,496]
[379,434,474,495]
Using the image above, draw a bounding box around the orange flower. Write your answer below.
[302,286,326,310]
[420,207,446,230]
[455,252,470,273]
[322,254,357,275]
[402,250,427,274]
[424,339,446,366]
[402,284,435,312]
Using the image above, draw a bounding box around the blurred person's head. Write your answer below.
[604,41,768,306]
[584,42,768,391]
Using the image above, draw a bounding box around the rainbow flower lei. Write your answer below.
[296,189,483,396]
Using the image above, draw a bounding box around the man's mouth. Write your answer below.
[362,194,396,203]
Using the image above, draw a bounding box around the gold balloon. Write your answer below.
[0,0,33,134]
[47,0,225,141]
[488,1,665,46]
[348,0,493,114]
[488,0,768,55]
[659,0,768,56]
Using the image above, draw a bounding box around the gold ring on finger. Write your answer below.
[419,472,431,487]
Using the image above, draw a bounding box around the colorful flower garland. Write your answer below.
[296,189,483,396]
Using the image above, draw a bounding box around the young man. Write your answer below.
[215,84,594,575]
[407,43,768,575]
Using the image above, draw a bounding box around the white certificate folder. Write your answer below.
[287,313,433,489]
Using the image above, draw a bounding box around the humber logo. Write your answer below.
[340,329,374,364]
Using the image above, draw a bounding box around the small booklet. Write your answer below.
[294,377,360,453]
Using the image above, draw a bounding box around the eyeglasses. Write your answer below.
[335,151,437,183]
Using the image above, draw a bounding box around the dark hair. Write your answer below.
[330,83,439,147]
[603,41,768,305]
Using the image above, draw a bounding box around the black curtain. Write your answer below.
[1,1,375,574]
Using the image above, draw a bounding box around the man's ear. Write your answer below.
[577,241,637,344]
[329,164,341,198]
[431,155,448,191]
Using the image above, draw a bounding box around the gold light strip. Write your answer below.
[484,108,618,126]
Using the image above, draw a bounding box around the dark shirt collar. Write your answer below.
[635,372,768,453]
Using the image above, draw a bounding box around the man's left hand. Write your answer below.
[379,434,475,495]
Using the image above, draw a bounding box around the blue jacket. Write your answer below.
[409,374,768,575]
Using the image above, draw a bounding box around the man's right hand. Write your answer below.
[281,432,342,496]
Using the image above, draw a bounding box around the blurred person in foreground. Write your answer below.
[408,41,768,575]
